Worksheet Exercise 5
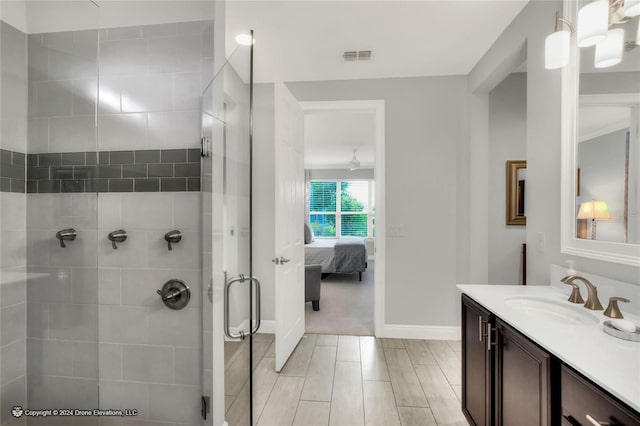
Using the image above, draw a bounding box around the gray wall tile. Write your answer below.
[161,178,186,192]
[97,113,147,151]
[142,23,177,38]
[174,163,200,177]
[28,34,48,82]
[109,151,135,164]
[61,152,86,165]
[34,80,73,117]
[147,34,201,74]
[148,111,200,149]
[161,149,186,163]
[134,178,159,192]
[1,340,26,385]
[135,150,160,164]
[105,26,141,41]
[49,304,97,341]
[122,164,147,178]
[1,303,26,345]
[27,338,73,376]
[148,164,173,177]
[49,116,95,153]
[120,74,173,113]
[122,345,173,383]
[173,73,201,111]
[108,179,134,192]
[99,38,147,76]
[72,79,98,116]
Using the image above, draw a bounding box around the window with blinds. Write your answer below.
[309,180,374,238]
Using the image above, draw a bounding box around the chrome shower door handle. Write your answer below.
[224,275,247,340]
[250,276,261,335]
[223,275,262,339]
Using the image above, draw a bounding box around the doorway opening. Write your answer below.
[300,101,385,336]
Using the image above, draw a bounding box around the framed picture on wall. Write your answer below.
[506,160,526,226]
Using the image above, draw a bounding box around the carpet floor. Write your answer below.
[305,260,374,336]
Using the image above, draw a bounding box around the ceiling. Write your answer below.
[226,0,529,83]
[578,106,631,143]
[304,110,376,169]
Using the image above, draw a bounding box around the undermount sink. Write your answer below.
[504,297,599,325]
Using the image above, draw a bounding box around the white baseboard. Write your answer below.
[226,319,275,340]
[378,324,461,340]
[254,321,458,340]
[257,320,275,334]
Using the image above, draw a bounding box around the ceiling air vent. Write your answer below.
[357,50,372,60]
[342,50,372,62]
[343,51,358,61]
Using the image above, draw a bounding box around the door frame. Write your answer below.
[298,99,386,337]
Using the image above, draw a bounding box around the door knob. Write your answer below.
[272,257,291,265]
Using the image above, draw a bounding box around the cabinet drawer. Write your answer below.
[561,365,640,426]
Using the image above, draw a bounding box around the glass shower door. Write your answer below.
[201,35,257,426]
[22,3,101,425]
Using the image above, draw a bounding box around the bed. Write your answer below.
[305,236,368,280]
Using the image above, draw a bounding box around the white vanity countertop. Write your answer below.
[457,284,640,413]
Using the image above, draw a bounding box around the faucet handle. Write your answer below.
[604,297,630,319]
[562,281,585,304]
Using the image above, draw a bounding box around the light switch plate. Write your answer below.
[536,232,545,253]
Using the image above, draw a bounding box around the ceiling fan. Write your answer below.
[348,149,361,171]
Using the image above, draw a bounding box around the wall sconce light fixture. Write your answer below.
[545,0,638,70]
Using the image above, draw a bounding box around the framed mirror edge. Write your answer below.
[560,0,640,268]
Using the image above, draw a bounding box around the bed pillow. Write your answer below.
[304,222,315,244]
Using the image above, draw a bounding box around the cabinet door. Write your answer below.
[495,319,552,426]
[561,365,640,426]
[462,294,493,426]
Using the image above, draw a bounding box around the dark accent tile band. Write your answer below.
[0,149,27,193]
[27,149,200,193]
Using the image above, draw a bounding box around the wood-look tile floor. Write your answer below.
[225,334,469,426]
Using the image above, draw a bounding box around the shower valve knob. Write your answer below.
[108,230,127,250]
[164,230,182,251]
[56,228,77,248]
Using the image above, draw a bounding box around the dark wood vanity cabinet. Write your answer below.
[462,294,640,426]
[561,366,640,426]
[494,318,553,426]
[462,294,554,426]
[462,294,493,426]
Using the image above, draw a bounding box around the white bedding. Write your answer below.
[304,239,337,272]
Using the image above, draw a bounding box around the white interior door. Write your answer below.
[274,82,305,372]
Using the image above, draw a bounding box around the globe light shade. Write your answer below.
[545,30,571,69]
[577,0,609,47]
[595,28,625,68]
[235,33,253,46]
[623,0,640,17]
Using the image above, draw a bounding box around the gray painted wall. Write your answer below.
[467,0,639,288]
[287,76,467,327]
[488,73,527,284]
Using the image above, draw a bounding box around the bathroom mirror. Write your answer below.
[561,0,640,266]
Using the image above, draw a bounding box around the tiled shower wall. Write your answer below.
[0,19,28,426]
[23,20,213,426]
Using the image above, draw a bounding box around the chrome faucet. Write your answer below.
[560,275,604,310]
